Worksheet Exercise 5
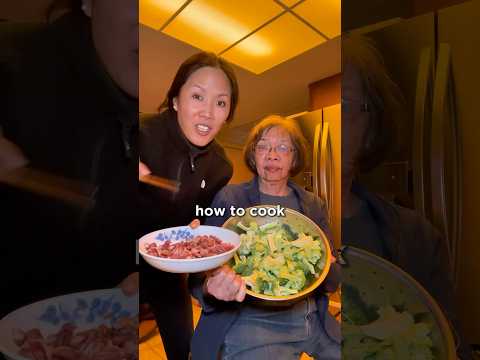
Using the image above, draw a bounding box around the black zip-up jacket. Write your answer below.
[138,110,233,232]
[138,110,233,359]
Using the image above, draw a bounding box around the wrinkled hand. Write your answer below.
[138,160,151,178]
[190,220,245,301]
[118,272,139,297]
[204,265,246,302]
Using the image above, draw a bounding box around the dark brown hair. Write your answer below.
[159,52,239,123]
[243,115,309,177]
[46,0,83,22]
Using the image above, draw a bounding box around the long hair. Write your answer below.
[46,0,83,22]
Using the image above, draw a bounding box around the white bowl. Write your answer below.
[342,246,456,360]
[223,206,331,303]
[138,225,241,273]
[0,288,138,360]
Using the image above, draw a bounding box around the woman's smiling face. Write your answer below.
[173,66,232,146]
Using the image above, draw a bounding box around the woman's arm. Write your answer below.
[189,187,246,311]
[0,135,29,173]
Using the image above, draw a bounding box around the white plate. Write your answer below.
[0,288,138,360]
[138,225,241,273]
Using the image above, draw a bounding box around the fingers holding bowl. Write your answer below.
[205,265,246,302]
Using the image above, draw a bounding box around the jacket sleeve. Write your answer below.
[139,115,163,168]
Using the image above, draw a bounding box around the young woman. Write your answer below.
[1,0,138,316]
[138,52,239,360]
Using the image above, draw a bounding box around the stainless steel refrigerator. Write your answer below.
[289,105,341,249]
[351,0,480,342]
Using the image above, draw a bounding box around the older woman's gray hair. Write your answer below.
[342,34,406,173]
[243,115,309,177]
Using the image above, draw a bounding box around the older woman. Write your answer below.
[342,34,472,359]
[189,115,340,360]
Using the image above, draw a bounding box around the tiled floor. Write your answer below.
[139,299,202,360]
[139,296,341,360]
[139,321,167,360]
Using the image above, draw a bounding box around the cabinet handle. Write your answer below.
[431,43,462,280]
[320,122,334,224]
[413,47,433,217]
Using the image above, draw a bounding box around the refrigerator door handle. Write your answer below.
[312,123,321,198]
[320,122,334,225]
[431,43,462,280]
[413,47,434,218]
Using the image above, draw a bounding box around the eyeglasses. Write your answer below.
[255,142,294,155]
[341,98,370,114]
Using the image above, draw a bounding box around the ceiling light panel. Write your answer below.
[292,0,341,39]
[222,12,326,74]
[139,0,187,30]
[276,0,304,8]
[162,0,284,54]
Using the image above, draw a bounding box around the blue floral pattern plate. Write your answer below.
[138,225,241,273]
[0,288,138,360]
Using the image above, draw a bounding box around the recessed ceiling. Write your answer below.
[222,11,326,74]
[139,0,341,74]
[140,23,341,145]
[139,0,187,30]
[162,0,284,55]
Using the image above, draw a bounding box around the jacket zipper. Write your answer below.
[189,153,196,172]
[90,136,106,190]
[121,121,133,159]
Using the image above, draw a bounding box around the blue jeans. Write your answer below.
[221,297,340,360]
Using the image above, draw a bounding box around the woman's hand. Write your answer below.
[0,136,28,173]
[203,265,246,302]
[189,220,245,301]
[138,160,151,178]
[118,272,139,297]
[189,219,200,229]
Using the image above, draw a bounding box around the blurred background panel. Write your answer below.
[342,0,479,355]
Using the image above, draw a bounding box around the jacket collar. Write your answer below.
[245,176,313,215]
[163,110,209,153]
[163,110,218,174]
